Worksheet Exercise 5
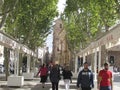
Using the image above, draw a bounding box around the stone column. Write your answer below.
[27,54,31,73]
[91,53,94,71]
[14,50,19,75]
[94,49,97,81]
[19,53,22,75]
[33,57,36,73]
[83,53,86,63]
[98,46,102,71]
[75,56,78,74]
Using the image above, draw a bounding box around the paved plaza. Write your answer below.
[0,79,93,90]
[0,73,120,90]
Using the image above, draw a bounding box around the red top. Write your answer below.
[99,69,112,86]
[38,67,48,76]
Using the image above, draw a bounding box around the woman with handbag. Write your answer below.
[36,64,48,88]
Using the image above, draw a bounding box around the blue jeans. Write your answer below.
[100,86,111,90]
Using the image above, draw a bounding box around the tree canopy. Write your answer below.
[62,0,120,53]
[0,0,58,50]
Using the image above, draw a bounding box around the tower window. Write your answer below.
[60,24,62,28]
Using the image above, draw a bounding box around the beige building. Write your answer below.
[52,19,72,68]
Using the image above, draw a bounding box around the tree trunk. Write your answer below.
[30,56,34,72]
[70,53,76,72]
[0,13,7,29]
[4,47,10,81]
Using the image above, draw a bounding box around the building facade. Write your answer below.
[77,23,120,80]
[52,19,72,68]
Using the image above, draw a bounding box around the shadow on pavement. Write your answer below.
[31,83,52,90]
[0,79,79,90]
[31,82,78,90]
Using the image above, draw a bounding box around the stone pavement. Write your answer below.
[0,78,96,90]
[0,73,120,90]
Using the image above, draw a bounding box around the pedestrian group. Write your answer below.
[36,62,113,90]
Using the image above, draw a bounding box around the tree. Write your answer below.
[0,0,18,28]
[62,0,119,53]
[3,0,58,50]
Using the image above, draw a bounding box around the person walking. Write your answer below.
[36,64,48,88]
[49,64,61,90]
[62,66,73,90]
[77,62,94,90]
[98,62,113,90]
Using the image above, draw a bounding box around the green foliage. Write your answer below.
[63,0,120,53]
[2,0,58,50]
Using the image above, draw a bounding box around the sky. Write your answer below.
[57,0,66,14]
[45,0,66,53]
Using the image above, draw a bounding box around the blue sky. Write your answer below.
[45,0,66,53]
